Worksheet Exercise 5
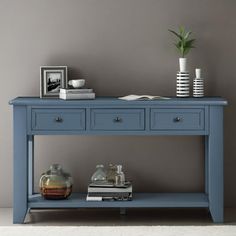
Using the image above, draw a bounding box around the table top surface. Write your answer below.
[9,96,228,106]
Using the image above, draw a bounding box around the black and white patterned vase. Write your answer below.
[193,68,204,97]
[176,71,190,97]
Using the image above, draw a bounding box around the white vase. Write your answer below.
[176,71,190,97]
[193,68,204,97]
[179,57,187,72]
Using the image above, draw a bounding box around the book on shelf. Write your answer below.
[59,92,95,100]
[86,195,102,201]
[118,94,170,101]
[60,88,93,94]
[86,183,133,201]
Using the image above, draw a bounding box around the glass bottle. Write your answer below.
[106,164,117,183]
[115,165,125,186]
[39,164,73,200]
[91,164,107,184]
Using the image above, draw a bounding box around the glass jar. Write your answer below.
[39,164,73,200]
[91,164,107,184]
[115,165,125,186]
[106,164,117,183]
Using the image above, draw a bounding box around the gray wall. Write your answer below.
[0,0,235,207]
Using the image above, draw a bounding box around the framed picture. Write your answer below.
[40,66,68,98]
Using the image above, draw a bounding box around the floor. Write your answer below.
[1,208,236,226]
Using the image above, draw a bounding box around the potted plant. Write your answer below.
[169,26,195,72]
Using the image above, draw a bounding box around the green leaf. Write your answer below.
[169,26,196,57]
[183,47,192,56]
[185,39,195,47]
[179,26,185,36]
[184,31,192,40]
[168,29,183,40]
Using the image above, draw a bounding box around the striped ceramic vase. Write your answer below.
[176,71,190,97]
[193,68,204,97]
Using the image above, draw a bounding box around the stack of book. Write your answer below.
[86,182,132,201]
[59,88,95,100]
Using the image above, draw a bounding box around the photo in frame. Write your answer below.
[40,66,68,98]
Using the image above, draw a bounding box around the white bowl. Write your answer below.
[68,79,85,88]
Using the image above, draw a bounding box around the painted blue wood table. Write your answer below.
[9,97,227,223]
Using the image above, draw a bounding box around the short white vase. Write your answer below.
[193,68,204,97]
[179,57,187,72]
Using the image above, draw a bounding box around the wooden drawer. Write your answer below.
[32,108,85,131]
[150,108,205,130]
[90,109,145,130]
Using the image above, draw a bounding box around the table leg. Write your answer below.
[204,136,209,194]
[208,106,224,223]
[13,106,28,223]
[28,135,34,196]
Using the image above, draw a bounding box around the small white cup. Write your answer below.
[68,79,85,88]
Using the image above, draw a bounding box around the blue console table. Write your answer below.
[9,97,227,223]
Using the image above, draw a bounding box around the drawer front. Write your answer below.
[32,109,85,131]
[91,109,145,130]
[150,108,204,130]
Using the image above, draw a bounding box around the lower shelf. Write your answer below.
[28,193,209,209]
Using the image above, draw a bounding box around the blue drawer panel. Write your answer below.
[151,108,205,130]
[90,109,145,130]
[32,109,85,131]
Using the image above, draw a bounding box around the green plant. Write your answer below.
[168,26,195,57]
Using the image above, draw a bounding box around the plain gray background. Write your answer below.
[0,0,235,207]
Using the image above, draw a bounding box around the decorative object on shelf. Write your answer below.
[176,71,190,97]
[87,182,132,201]
[169,26,195,97]
[91,164,107,184]
[68,79,85,88]
[106,164,117,183]
[193,68,204,97]
[40,66,68,98]
[87,164,132,201]
[59,88,95,100]
[115,165,125,186]
[39,164,73,200]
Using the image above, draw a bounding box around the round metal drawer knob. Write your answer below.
[113,117,122,123]
[174,117,182,122]
[55,117,63,122]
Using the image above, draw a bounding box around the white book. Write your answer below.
[119,94,170,101]
[88,185,132,193]
[60,88,93,94]
[86,195,102,201]
[59,92,95,100]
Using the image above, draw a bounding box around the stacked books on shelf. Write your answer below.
[86,164,132,201]
[86,182,133,201]
[59,88,95,100]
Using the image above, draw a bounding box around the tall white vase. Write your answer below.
[179,58,187,72]
[176,72,190,97]
[177,58,189,97]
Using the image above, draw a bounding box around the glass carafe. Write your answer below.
[91,164,107,184]
[39,164,73,200]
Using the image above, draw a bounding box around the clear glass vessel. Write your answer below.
[106,164,117,183]
[115,165,125,186]
[91,164,107,184]
[39,164,73,200]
